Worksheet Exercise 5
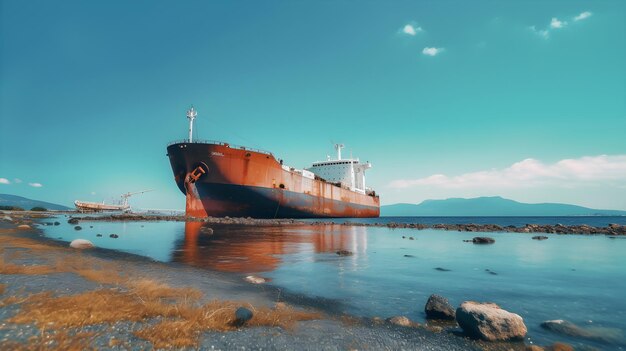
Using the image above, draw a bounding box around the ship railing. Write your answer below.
[167,139,274,156]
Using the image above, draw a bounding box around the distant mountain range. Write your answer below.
[381,196,626,217]
[0,194,71,211]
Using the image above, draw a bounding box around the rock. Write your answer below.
[233,307,253,326]
[485,269,498,275]
[540,319,624,344]
[455,301,527,341]
[425,325,443,333]
[1,215,12,222]
[89,225,93,228]
[472,237,495,244]
[245,275,268,284]
[463,239,473,242]
[70,239,95,249]
[201,227,214,234]
[17,224,31,229]
[96,234,102,237]
[74,226,82,230]
[54,221,60,225]
[109,234,119,238]
[434,267,451,272]
[409,237,415,240]
[336,250,353,256]
[532,236,549,240]
[424,294,456,320]
[403,254,415,258]
[68,218,79,224]
[548,343,574,351]
[525,346,545,351]
[386,316,414,327]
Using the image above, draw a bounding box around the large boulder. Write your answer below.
[70,239,95,249]
[424,294,456,320]
[455,301,527,341]
[17,224,31,230]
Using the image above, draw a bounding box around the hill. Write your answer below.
[0,194,71,211]
[381,196,626,217]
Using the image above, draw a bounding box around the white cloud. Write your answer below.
[574,11,592,21]
[0,178,10,185]
[14,178,23,183]
[389,155,626,189]
[422,47,444,56]
[550,17,567,29]
[29,182,43,188]
[401,23,422,36]
[530,26,550,39]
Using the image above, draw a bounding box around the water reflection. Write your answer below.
[175,222,368,273]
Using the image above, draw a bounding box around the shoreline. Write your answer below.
[27,211,626,236]
[0,211,588,350]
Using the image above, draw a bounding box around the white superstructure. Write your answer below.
[307,144,373,194]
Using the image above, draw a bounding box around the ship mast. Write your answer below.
[187,106,197,142]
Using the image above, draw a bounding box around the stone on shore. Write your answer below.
[68,218,79,224]
[201,227,214,234]
[425,294,456,320]
[386,316,415,327]
[74,226,82,230]
[109,234,119,238]
[455,301,527,341]
[233,307,253,326]
[2,216,12,222]
[472,237,495,244]
[245,275,268,284]
[70,239,95,249]
[17,224,31,229]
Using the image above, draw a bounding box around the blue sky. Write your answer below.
[1,0,625,210]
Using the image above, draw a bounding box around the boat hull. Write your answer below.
[166,142,380,218]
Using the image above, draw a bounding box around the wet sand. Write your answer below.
[0,212,511,351]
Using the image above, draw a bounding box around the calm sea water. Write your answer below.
[42,216,626,350]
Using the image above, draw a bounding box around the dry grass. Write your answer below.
[0,256,57,275]
[0,226,323,349]
[6,284,321,349]
[135,300,321,348]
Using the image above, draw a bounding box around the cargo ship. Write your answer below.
[167,107,380,218]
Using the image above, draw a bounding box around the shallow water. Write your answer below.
[42,218,626,350]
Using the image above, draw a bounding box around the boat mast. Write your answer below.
[187,106,197,142]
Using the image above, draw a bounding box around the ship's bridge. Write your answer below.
[306,144,372,194]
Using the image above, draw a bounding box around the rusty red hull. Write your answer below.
[167,142,380,218]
